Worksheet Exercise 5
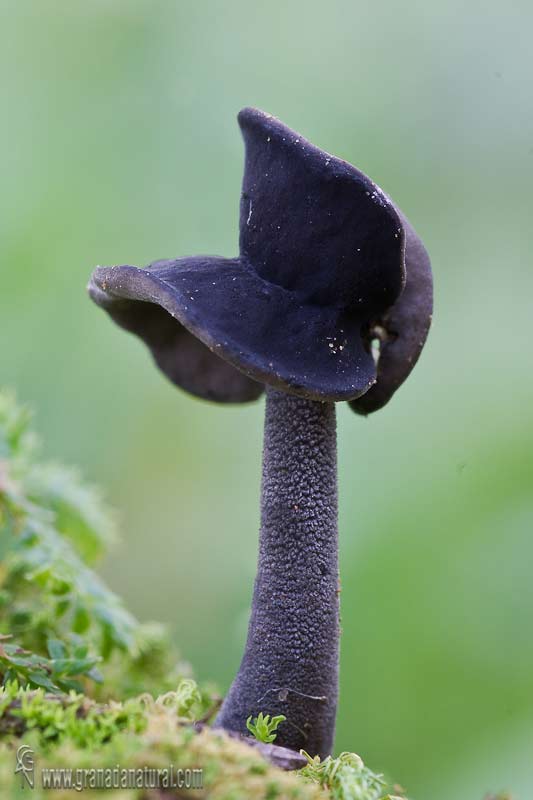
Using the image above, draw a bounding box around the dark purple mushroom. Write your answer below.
[88,108,432,758]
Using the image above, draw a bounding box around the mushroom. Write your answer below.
[88,107,432,758]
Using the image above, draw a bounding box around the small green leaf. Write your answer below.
[246,712,286,743]
[72,605,91,634]
[54,599,70,618]
[47,638,66,660]
[27,671,60,693]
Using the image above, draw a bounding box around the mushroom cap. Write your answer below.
[88,107,431,407]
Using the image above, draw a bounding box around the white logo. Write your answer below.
[15,744,35,789]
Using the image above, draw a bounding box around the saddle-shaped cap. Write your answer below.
[89,108,432,409]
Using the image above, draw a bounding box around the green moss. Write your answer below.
[299,750,408,799]
[1,718,326,799]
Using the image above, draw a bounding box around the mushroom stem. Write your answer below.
[215,386,339,757]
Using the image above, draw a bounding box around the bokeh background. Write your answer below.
[1,1,532,797]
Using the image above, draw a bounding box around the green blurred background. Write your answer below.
[1,1,532,797]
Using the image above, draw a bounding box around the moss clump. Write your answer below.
[300,750,407,800]
[0,681,327,800]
